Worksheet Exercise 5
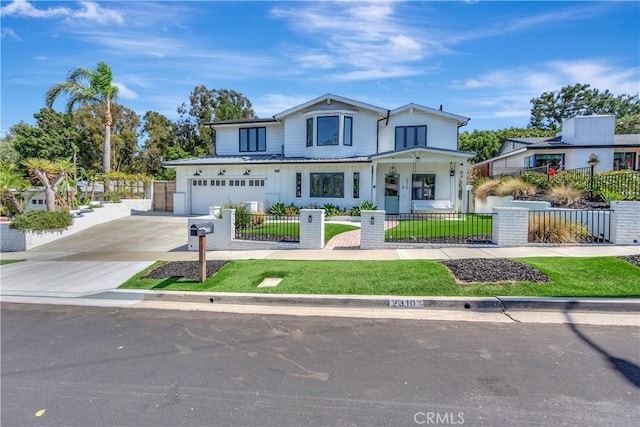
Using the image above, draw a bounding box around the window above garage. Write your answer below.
[239,127,266,152]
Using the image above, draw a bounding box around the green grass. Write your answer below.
[120,257,640,298]
[385,214,492,239]
[0,259,24,266]
[240,222,358,241]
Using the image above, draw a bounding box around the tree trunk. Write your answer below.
[2,191,24,215]
[103,124,111,173]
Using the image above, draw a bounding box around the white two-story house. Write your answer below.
[164,94,475,215]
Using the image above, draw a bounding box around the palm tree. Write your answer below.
[46,62,119,173]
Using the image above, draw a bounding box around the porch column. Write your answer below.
[462,162,468,213]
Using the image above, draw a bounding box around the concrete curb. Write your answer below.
[89,290,640,313]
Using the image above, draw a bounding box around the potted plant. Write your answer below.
[587,153,600,166]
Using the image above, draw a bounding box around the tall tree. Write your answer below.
[175,86,256,156]
[529,83,640,132]
[46,62,119,173]
[74,102,140,173]
[9,108,79,163]
[139,111,175,177]
[22,158,73,211]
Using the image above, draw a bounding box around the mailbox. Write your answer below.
[190,222,214,237]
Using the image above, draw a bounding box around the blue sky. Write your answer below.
[1,0,639,136]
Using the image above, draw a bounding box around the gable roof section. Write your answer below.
[273,93,388,119]
[390,103,470,126]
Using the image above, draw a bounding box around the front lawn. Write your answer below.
[385,214,492,239]
[0,259,23,266]
[120,257,640,298]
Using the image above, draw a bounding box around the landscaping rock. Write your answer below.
[143,261,228,279]
[441,258,551,284]
[619,255,640,268]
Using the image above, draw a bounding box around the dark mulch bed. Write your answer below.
[441,258,551,284]
[619,255,640,268]
[142,261,228,279]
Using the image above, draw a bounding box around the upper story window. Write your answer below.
[317,116,339,146]
[239,127,266,152]
[395,125,427,150]
[343,116,353,146]
[304,111,356,147]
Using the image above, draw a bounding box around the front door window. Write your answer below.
[384,173,400,214]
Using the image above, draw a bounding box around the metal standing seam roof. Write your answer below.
[162,155,373,167]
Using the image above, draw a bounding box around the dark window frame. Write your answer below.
[317,116,339,146]
[343,116,353,146]
[306,118,313,147]
[353,171,360,199]
[395,125,427,150]
[310,172,344,198]
[411,174,436,201]
[296,172,302,198]
[239,127,267,152]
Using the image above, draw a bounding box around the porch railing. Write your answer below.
[384,213,493,244]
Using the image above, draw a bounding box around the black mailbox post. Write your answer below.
[190,222,214,282]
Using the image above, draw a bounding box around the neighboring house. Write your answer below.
[163,94,474,215]
[475,115,640,177]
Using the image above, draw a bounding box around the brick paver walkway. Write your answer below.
[323,221,399,250]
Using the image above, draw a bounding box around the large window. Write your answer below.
[310,172,344,198]
[239,127,266,152]
[317,116,339,146]
[614,152,635,170]
[343,116,353,146]
[306,118,313,147]
[533,154,564,169]
[395,125,427,150]
[411,174,435,200]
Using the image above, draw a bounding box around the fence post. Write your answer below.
[299,209,324,249]
[610,201,640,244]
[492,207,529,246]
[360,210,386,249]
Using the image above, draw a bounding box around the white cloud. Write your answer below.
[252,94,312,118]
[72,2,124,25]
[0,28,20,40]
[0,0,123,25]
[272,2,432,81]
[114,82,138,100]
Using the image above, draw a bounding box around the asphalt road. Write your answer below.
[2,303,639,426]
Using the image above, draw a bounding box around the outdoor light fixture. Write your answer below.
[193,170,201,176]
[449,163,455,177]
[243,169,251,176]
[389,166,397,175]
[308,215,313,223]
[370,216,375,225]
[218,169,225,176]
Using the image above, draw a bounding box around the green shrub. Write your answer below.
[268,202,286,218]
[350,201,378,216]
[323,203,342,217]
[521,172,550,189]
[9,210,73,231]
[596,190,624,205]
[284,203,300,216]
[223,203,252,230]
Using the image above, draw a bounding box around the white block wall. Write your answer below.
[491,207,529,246]
[299,209,325,249]
[610,201,640,244]
[360,210,386,249]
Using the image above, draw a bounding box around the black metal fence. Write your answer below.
[384,213,493,244]
[553,168,640,200]
[491,165,549,179]
[234,213,300,243]
[528,210,611,243]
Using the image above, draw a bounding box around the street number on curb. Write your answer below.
[389,299,424,308]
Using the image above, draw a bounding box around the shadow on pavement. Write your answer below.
[564,301,640,388]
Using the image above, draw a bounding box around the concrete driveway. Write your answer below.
[0,213,194,296]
